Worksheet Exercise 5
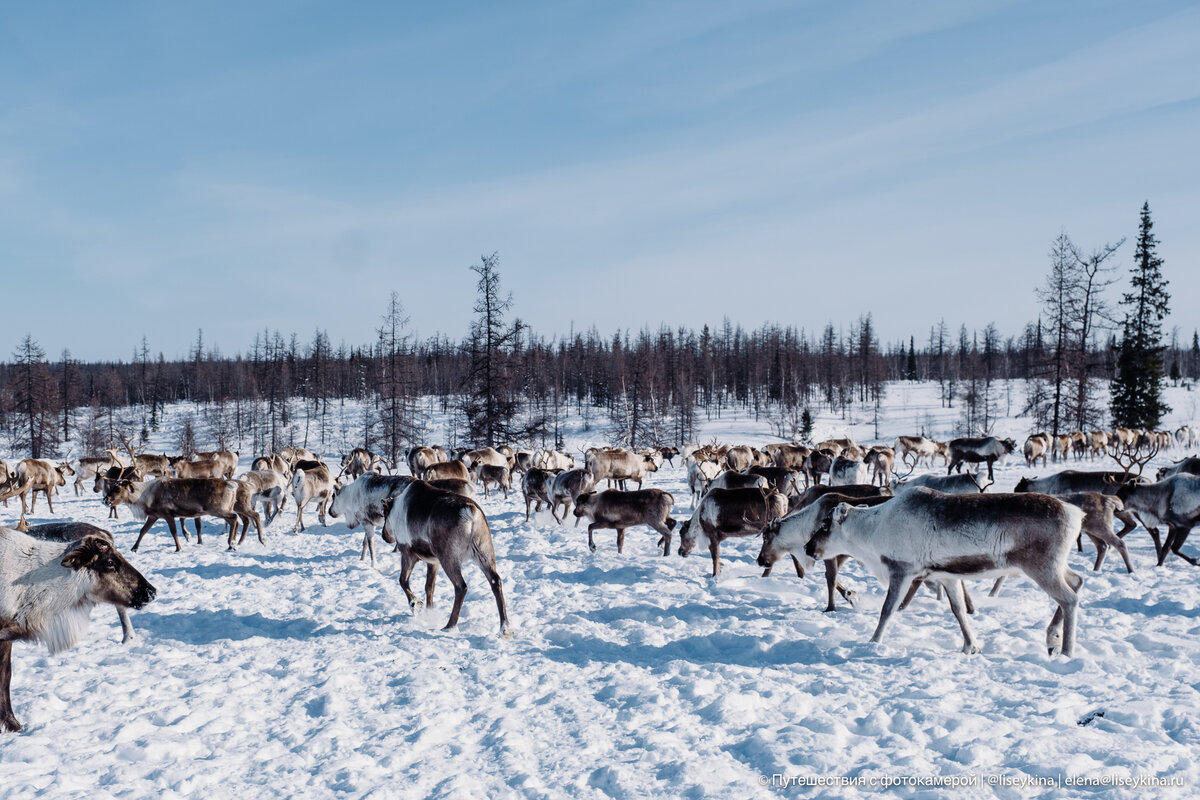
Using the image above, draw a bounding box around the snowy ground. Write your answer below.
[3,382,1200,798]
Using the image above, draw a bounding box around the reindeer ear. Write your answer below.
[61,536,111,570]
[833,502,853,525]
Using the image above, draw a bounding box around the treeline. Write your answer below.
[3,312,1198,460]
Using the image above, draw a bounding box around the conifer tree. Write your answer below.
[1111,203,1170,428]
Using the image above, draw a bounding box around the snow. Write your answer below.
[3,381,1200,798]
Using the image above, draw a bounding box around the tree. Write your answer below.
[1111,202,1170,429]
[1068,237,1121,431]
[376,295,424,464]
[463,252,521,446]
[10,335,59,458]
[1191,331,1200,381]
[905,336,918,381]
[1033,231,1121,437]
[799,407,814,443]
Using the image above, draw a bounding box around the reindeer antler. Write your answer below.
[1108,438,1161,483]
[117,434,142,476]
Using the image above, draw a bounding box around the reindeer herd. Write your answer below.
[3,423,1200,733]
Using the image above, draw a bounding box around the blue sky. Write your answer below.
[2,1,1198,360]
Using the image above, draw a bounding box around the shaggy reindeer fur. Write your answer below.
[1,528,156,732]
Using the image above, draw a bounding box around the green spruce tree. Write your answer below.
[1110,202,1171,428]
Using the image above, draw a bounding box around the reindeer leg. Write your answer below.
[709,540,721,576]
[440,559,468,631]
[833,556,855,606]
[654,523,671,556]
[398,549,420,608]
[1148,526,1167,565]
[1089,536,1108,571]
[164,516,182,552]
[616,528,625,554]
[424,560,438,608]
[587,523,599,552]
[870,571,914,644]
[945,580,980,654]
[961,581,976,615]
[132,516,156,551]
[1168,525,1199,566]
[791,555,805,577]
[477,559,510,638]
[1035,569,1081,657]
[824,558,839,612]
[989,576,1006,596]
[1113,535,1135,573]
[898,577,923,610]
[117,608,135,643]
[1,641,21,733]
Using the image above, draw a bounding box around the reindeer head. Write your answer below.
[61,536,156,609]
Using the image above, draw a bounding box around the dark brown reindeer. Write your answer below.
[382,481,511,637]
[572,489,677,555]
[105,478,241,552]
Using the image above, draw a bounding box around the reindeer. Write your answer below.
[1,528,156,733]
[805,489,1085,656]
[382,480,510,636]
[106,478,241,552]
[0,460,76,526]
[291,462,335,533]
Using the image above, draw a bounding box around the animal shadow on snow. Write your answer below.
[536,564,662,585]
[541,625,853,669]
[150,563,294,581]
[1087,596,1200,619]
[135,610,353,644]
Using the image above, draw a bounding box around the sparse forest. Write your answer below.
[0,216,1190,458]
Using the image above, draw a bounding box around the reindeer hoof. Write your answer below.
[1,714,22,733]
[588,544,597,553]
[499,626,514,640]
[963,643,980,655]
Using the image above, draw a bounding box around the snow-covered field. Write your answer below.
[3,382,1200,798]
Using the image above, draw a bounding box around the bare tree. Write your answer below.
[1034,232,1122,438]
[1069,238,1122,430]
[464,253,520,446]
[376,292,424,465]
